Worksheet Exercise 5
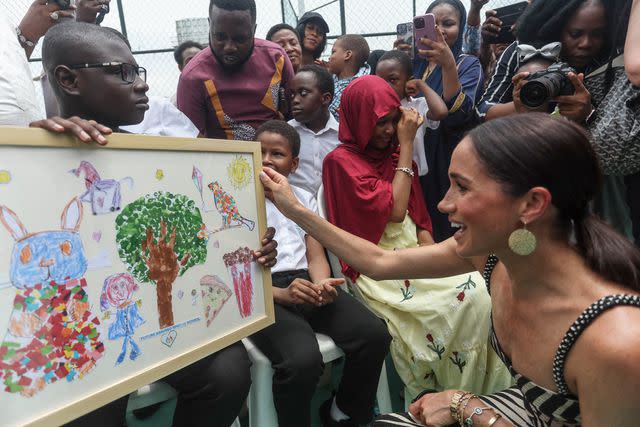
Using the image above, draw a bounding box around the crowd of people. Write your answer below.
[1,0,640,426]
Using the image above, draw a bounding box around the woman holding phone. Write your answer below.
[410,0,484,243]
[260,113,640,427]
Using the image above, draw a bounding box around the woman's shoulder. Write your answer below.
[569,295,640,373]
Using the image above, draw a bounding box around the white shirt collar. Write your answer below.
[289,114,339,136]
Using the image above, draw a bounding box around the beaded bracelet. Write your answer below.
[16,26,36,48]
[394,167,415,177]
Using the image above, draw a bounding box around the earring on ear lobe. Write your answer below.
[508,221,537,256]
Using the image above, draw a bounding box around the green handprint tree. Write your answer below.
[115,192,207,329]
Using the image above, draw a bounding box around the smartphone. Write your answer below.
[96,3,110,25]
[413,14,437,58]
[487,1,528,44]
[396,22,414,59]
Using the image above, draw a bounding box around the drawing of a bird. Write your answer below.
[207,181,255,231]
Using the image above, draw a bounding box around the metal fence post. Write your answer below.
[116,0,128,40]
[339,0,346,35]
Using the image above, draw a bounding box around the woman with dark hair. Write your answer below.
[412,0,484,243]
[266,23,302,72]
[261,113,640,426]
[477,0,626,122]
[296,11,329,66]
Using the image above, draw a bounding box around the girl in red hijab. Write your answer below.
[322,75,512,399]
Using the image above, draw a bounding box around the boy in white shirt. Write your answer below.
[253,120,391,427]
[287,64,340,196]
[376,50,448,176]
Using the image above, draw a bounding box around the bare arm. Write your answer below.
[390,108,421,222]
[407,80,448,120]
[261,167,476,280]
[574,307,640,426]
[306,235,331,283]
[485,101,517,120]
[625,0,640,86]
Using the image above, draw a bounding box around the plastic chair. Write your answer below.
[242,333,392,427]
[126,381,241,427]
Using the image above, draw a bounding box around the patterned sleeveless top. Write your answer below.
[482,255,640,426]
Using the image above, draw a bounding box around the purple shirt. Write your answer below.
[177,39,294,140]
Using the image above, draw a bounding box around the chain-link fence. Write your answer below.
[2,0,520,105]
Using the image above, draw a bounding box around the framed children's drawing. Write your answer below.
[0,128,274,426]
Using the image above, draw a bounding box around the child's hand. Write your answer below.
[29,116,111,145]
[254,227,277,268]
[282,278,322,306]
[405,79,424,98]
[396,107,423,145]
[316,278,344,305]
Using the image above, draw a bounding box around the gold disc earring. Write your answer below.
[508,221,537,256]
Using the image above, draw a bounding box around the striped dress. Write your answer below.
[374,255,640,426]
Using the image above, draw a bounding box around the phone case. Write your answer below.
[413,14,437,58]
[396,22,414,58]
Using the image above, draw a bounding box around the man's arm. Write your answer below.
[476,41,519,121]
[176,71,208,136]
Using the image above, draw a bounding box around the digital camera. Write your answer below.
[520,62,576,108]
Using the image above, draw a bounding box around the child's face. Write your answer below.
[328,40,348,75]
[72,39,149,127]
[259,131,299,177]
[369,109,400,151]
[375,59,408,100]
[291,71,330,124]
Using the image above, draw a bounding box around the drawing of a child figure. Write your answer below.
[100,273,145,366]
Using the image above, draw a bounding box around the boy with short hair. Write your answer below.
[254,120,391,427]
[287,64,340,196]
[35,21,277,427]
[327,34,371,120]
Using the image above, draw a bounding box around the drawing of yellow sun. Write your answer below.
[227,156,252,189]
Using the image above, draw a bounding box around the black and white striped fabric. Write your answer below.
[374,256,640,427]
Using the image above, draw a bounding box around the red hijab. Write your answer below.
[322,75,432,281]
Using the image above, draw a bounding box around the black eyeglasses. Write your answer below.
[68,62,147,84]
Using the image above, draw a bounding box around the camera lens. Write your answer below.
[414,18,425,29]
[520,81,549,108]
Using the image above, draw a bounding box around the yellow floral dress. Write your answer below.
[353,215,513,399]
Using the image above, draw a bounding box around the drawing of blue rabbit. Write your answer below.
[0,198,104,397]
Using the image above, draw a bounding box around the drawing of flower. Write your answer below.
[426,333,445,360]
[449,351,467,373]
[400,279,415,301]
[457,291,465,301]
[456,275,477,291]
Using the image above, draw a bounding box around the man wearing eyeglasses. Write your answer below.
[177,0,295,141]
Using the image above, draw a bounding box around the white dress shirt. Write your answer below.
[0,12,43,126]
[401,97,439,176]
[122,96,199,137]
[287,115,341,196]
[267,185,317,274]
